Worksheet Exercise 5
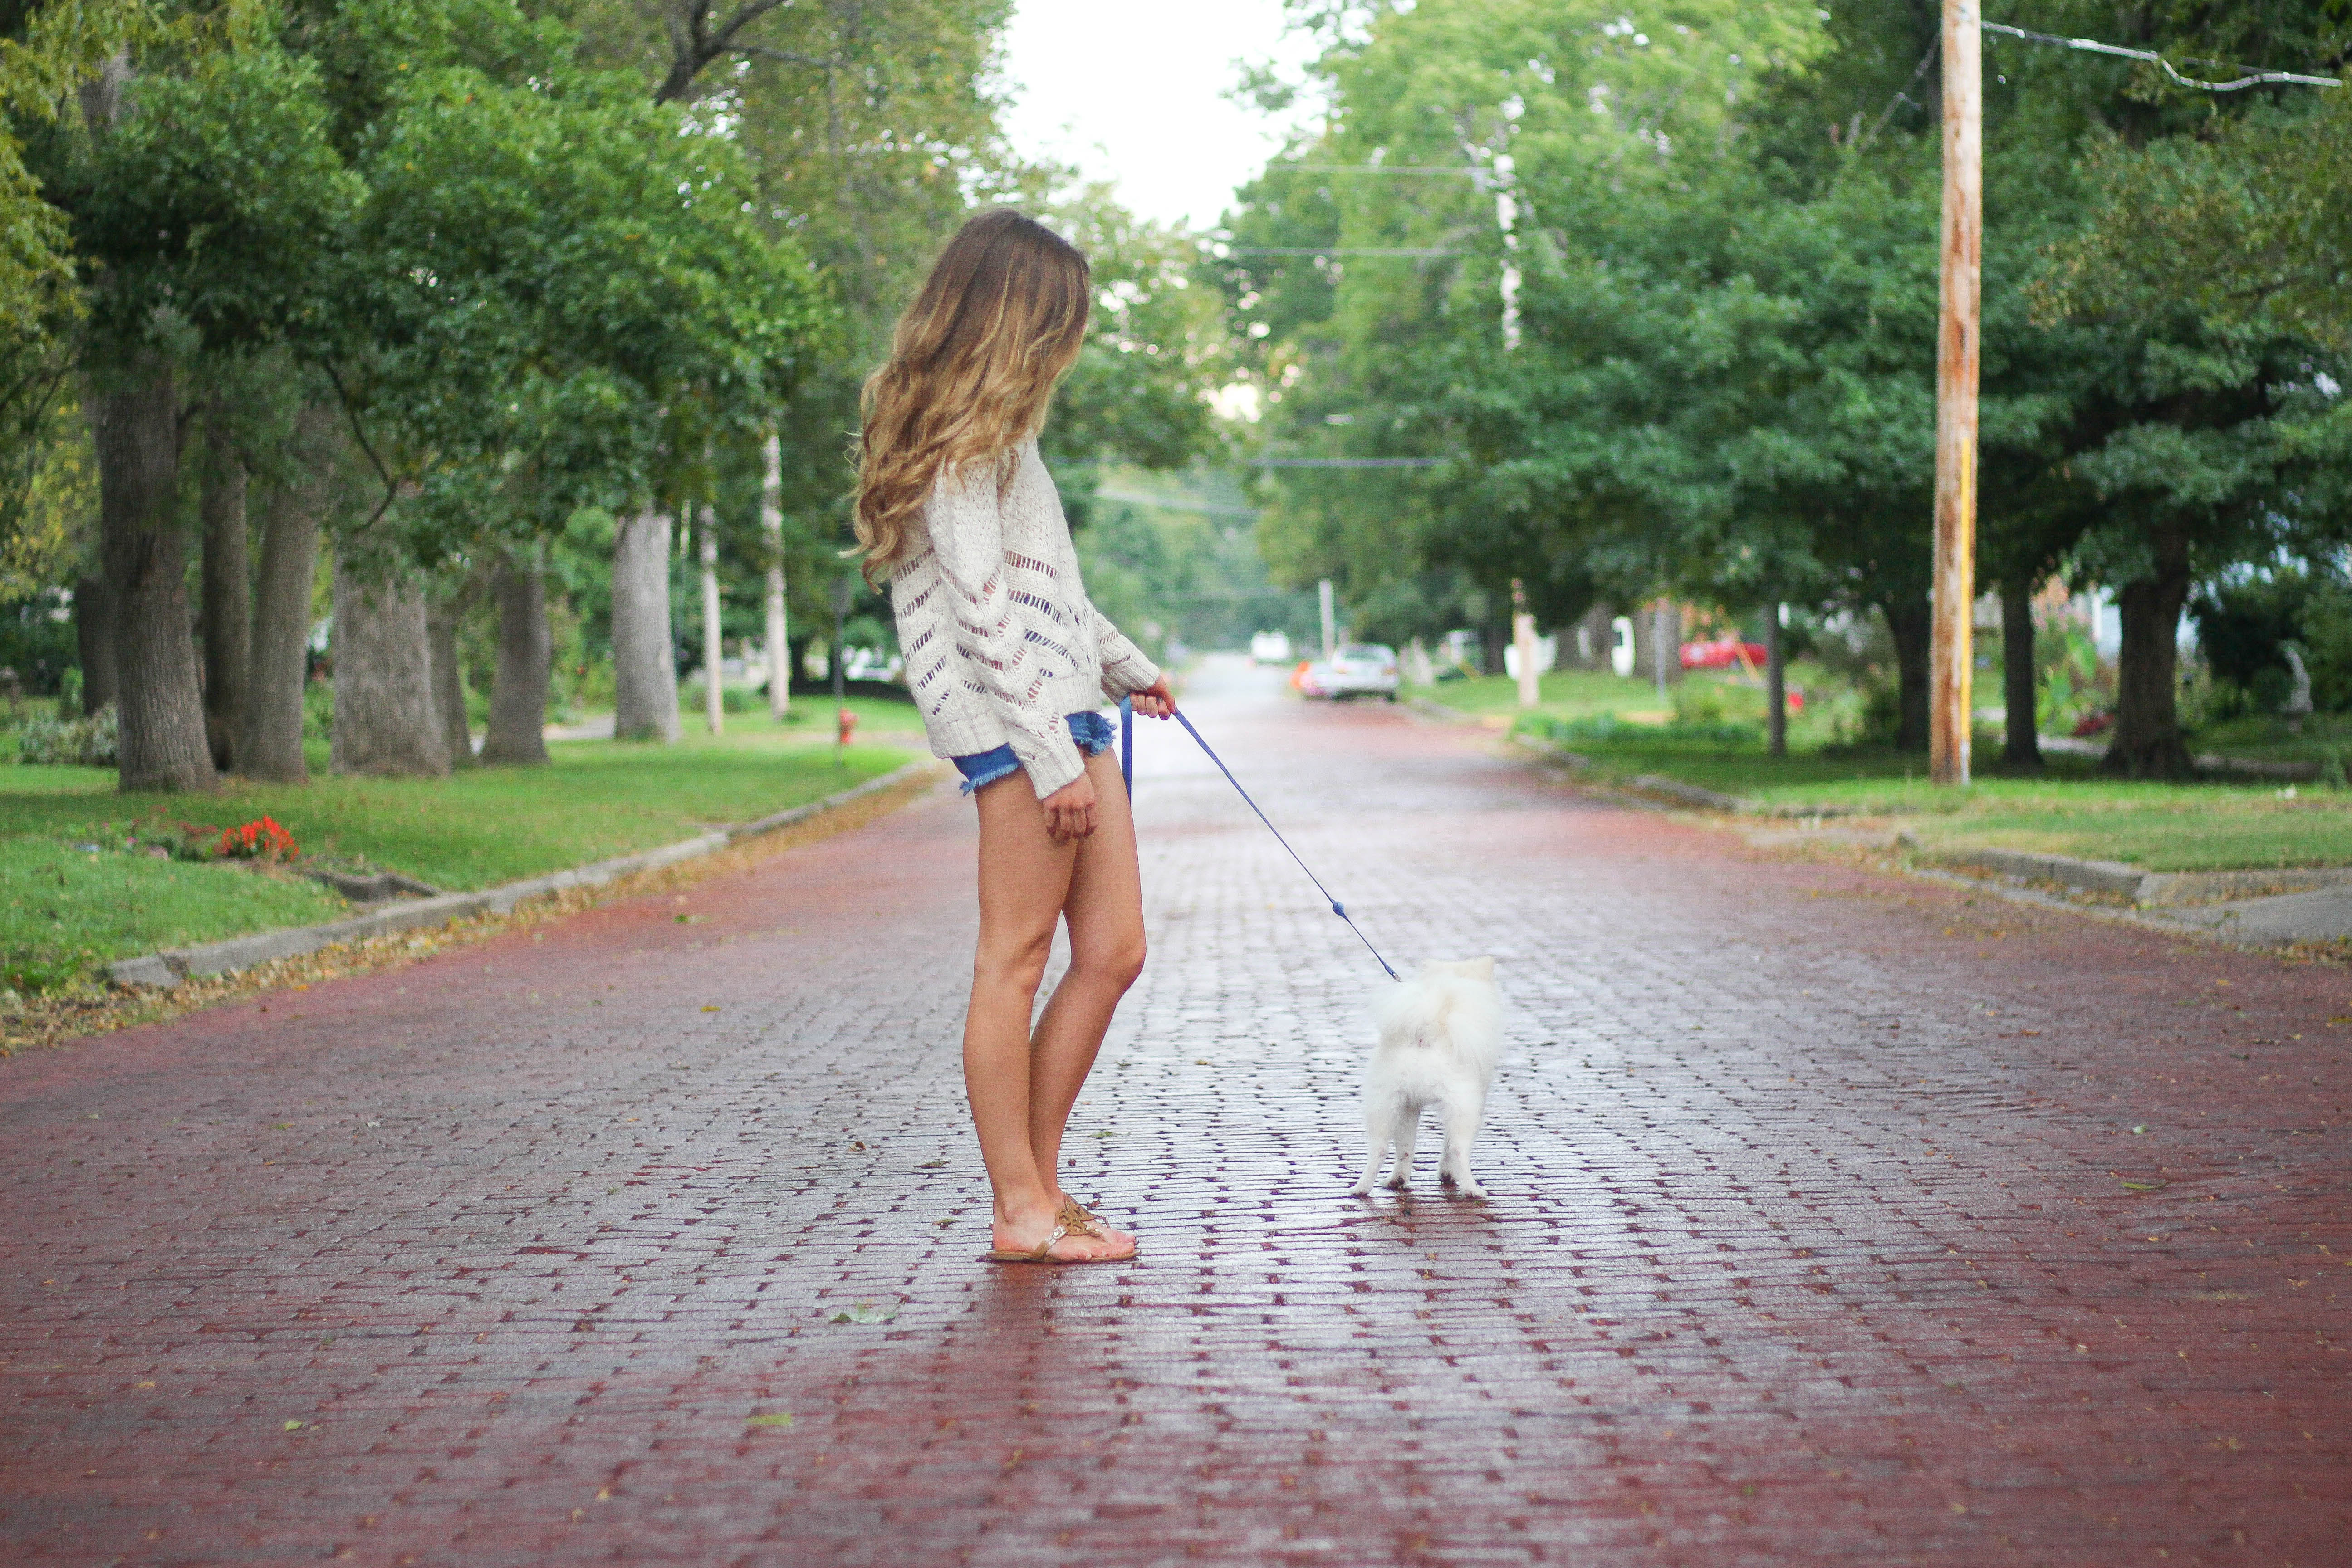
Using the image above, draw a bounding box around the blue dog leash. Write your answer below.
[1118,696,1133,795]
[1150,706,1399,982]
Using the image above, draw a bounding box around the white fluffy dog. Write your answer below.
[1351,956,1502,1198]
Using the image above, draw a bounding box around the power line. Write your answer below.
[1982,20,2341,91]
[1250,456,1443,468]
[1286,165,1482,177]
[1093,486,1259,519]
[1221,246,1460,258]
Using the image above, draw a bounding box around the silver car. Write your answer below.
[1310,642,1401,700]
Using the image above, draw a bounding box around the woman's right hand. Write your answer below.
[1039,773,1098,842]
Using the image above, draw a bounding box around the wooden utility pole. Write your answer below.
[1930,0,1982,785]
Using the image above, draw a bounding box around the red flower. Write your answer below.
[216,816,299,861]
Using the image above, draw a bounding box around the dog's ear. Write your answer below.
[1463,956,1496,980]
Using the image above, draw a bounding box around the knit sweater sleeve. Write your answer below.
[924,461,1088,798]
[1091,608,1162,700]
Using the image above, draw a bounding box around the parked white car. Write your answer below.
[1250,629,1294,664]
[1306,642,1401,700]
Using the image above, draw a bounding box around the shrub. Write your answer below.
[16,704,117,766]
[2191,572,2308,691]
[303,681,334,741]
[2302,582,2352,714]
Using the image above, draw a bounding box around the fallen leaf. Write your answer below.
[745,1413,794,1429]
[828,1301,899,1325]
[916,1161,946,1170]
[2121,1180,2169,1193]
[284,1420,307,1431]
[701,1005,720,1012]
[2130,1125,2148,1135]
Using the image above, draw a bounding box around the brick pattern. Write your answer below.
[2,666,2346,1565]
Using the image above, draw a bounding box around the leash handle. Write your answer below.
[1171,708,1400,982]
[1118,696,1133,796]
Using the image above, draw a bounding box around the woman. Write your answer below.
[855,208,1175,1265]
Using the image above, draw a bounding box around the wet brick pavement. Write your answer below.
[2,659,2347,1566]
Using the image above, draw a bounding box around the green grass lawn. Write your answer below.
[1,715,915,994]
[1511,719,2352,872]
[1416,668,1674,719]
[619,691,930,740]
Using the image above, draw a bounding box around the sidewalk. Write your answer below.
[1,656,2345,1564]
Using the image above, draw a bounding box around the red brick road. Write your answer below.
[3,659,2347,1566]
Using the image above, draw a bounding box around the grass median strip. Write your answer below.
[1492,705,2352,873]
[2,718,915,995]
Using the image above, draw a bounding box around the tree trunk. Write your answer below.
[762,433,789,719]
[612,508,681,741]
[2000,576,2043,773]
[425,573,483,769]
[240,405,334,783]
[2103,527,2194,779]
[74,573,118,715]
[198,402,250,773]
[89,367,216,793]
[478,552,551,765]
[331,559,449,778]
[1764,605,1787,759]
[699,508,724,735]
[1882,595,1932,752]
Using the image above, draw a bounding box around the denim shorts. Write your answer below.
[953,710,1117,796]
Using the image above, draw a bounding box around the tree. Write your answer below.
[2021,0,2352,774]
[350,46,823,759]
[1213,0,1832,679]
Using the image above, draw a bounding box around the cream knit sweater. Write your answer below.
[889,438,1160,797]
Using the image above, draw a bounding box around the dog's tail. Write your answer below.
[1373,978,1455,1048]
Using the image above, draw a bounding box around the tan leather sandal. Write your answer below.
[979,1219,1127,1265]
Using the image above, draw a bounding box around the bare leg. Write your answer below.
[1027,748,1146,1237]
[967,764,1127,1260]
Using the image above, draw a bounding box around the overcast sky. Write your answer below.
[999,1,1318,233]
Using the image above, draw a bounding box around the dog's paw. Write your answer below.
[1459,1181,1488,1199]
[1382,1173,1408,1190]
[1348,1179,1374,1196]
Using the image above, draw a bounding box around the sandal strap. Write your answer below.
[1057,1198,1106,1237]
[1028,1223,1069,1261]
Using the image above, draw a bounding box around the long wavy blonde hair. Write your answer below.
[853,209,1091,582]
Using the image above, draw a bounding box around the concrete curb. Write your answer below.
[106,759,938,990]
[1901,867,2244,946]
[1936,846,2148,899]
[1404,695,1482,725]
[1931,848,2352,909]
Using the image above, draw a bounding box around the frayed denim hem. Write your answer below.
[955,753,1023,797]
[952,710,1117,797]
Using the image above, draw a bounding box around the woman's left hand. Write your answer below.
[1129,676,1177,719]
